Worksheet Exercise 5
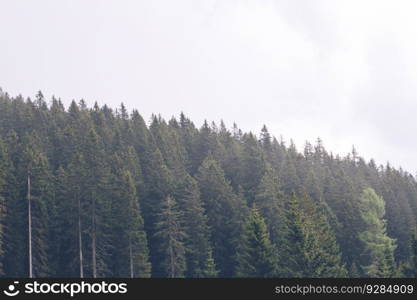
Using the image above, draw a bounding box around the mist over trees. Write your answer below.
[0,90,417,278]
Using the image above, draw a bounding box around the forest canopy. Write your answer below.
[0,90,416,278]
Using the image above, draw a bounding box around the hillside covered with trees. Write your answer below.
[0,90,416,278]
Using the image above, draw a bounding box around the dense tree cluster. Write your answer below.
[0,90,416,277]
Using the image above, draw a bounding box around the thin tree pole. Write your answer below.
[129,237,133,278]
[78,195,84,278]
[28,173,33,278]
[92,192,97,278]
[167,197,175,278]
[169,240,175,278]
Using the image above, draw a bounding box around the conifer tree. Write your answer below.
[201,248,218,278]
[53,166,78,277]
[154,196,186,278]
[280,195,308,277]
[141,147,173,277]
[281,153,300,195]
[151,116,188,177]
[410,229,417,277]
[196,156,247,277]
[118,147,145,198]
[236,208,276,277]
[63,153,89,277]
[323,167,362,267]
[358,188,397,277]
[259,125,272,154]
[0,138,7,275]
[22,141,53,277]
[300,194,347,277]
[3,131,29,277]
[253,165,285,245]
[82,129,112,277]
[110,168,151,277]
[174,174,215,277]
[241,133,266,204]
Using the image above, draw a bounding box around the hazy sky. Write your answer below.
[1,0,417,173]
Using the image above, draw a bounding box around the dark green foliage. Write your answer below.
[201,249,218,278]
[349,263,361,278]
[0,138,7,275]
[279,195,308,277]
[0,90,416,278]
[82,129,113,277]
[196,156,247,277]
[279,194,347,277]
[253,165,284,245]
[23,138,53,277]
[299,194,347,277]
[240,133,267,204]
[358,188,397,277]
[140,148,173,277]
[154,196,186,277]
[323,166,363,268]
[174,174,215,277]
[53,166,78,277]
[235,208,276,277]
[410,229,417,277]
[110,168,151,277]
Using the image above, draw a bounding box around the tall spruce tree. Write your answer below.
[358,188,397,277]
[410,229,417,277]
[201,248,218,277]
[62,153,89,277]
[279,195,308,277]
[235,208,276,277]
[53,166,79,277]
[0,138,7,275]
[82,128,112,277]
[141,147,173,277]
[196,156,247,277]
[110,168,151,277]
[241,133,266,205]
[154,196,186,278]
[299,193,347,277]
[174,174,216,277]
[253,165,285,245]
[22,139,53,277]
[3,131,30,277]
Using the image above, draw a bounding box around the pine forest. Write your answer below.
[0,89,416,278]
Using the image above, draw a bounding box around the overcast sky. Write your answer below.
[1,0,417,173]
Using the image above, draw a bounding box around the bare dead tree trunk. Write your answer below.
[28,174,33,278]
[167,197,175,278]
[92,193,97,278]
[129,237,133,278]
[169,240,174,278]
[78,195,84,278]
